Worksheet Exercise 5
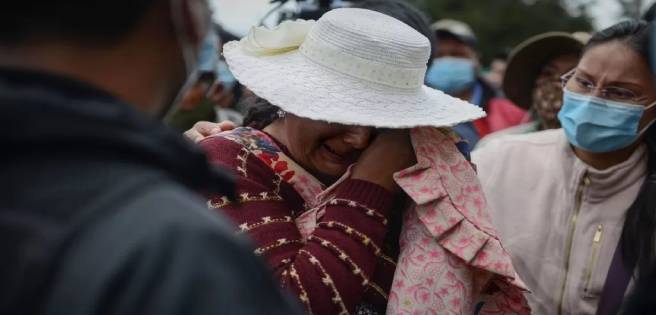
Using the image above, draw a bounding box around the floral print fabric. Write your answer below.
[220,127,326,206]
[387,128,530,314]
[220,127,349,238]
[221,127,529,314]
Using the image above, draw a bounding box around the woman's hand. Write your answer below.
[184,121,236,143]
[351,129,416,192]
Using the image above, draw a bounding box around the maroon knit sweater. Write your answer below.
[200,135,397,314]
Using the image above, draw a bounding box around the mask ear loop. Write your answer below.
[162,0,209,121]
[644,100,656,111]
[638,119,656,137]
[637,100,656,136]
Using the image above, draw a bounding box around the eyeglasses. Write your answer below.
[560,69,644,103]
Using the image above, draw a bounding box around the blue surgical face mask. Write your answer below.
[558,89,656,153]
[218,60,236,90]
[425,57,476,95]
[197,30,219,75]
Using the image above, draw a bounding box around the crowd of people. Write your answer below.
[4,0,656,314]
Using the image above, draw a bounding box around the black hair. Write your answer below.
[584,20,656,280]
[435,30,478,50]
[353,0,436,65]
[241,96,280,130]
[622,264,656,313]
[584,20,651,60]
[643,2,656,22]
[624,126,656,277]
[0,0,156,44]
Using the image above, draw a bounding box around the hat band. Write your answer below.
[299,34,425,89]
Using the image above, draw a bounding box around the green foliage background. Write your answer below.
[410,0,594,63]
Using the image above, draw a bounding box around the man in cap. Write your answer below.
[426,19,527,148]
[0,0,299,314]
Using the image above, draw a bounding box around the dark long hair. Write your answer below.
[241,96,280,129]
[584,20,656,279]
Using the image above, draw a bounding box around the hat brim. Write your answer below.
[223,41,485,129]
[503,32,585,110]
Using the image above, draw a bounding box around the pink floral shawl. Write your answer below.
[387,128,529,314]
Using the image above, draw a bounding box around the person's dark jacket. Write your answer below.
[0,69,300,315]
[621,265,656,314]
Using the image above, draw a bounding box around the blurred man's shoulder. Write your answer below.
[117,179,235,235]
[39,173,298,315]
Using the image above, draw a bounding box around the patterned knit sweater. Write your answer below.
[200,134,398,315]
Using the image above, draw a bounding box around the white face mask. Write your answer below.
[161,0,211,120]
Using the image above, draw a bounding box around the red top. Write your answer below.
[200,135,398,314]
[474,97,528,138]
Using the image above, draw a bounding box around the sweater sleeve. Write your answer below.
[200,136,394,315]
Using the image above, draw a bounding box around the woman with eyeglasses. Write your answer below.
[472,20,656,314]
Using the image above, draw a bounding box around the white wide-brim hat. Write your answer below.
[224,8,485,128]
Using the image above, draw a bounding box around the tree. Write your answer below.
[410,0,594,63]
[618,0,644,19]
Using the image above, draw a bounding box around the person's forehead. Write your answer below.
[579,42,650,84]
[437,37,469,47]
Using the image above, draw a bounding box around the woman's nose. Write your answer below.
[343,127,372,150]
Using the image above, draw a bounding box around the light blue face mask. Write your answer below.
[425,57,476,95]
[558,89,656,153]
[217,60,236,90]
[197,30,219,75]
